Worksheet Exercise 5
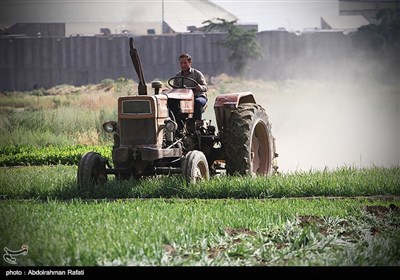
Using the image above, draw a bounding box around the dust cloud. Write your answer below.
[207,59,399,173]
[257,67,400,173]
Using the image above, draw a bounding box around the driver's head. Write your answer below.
[179,53,192,72]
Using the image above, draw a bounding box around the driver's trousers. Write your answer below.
[194,96,207,121]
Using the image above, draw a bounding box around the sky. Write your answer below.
[209,0,339,31]
[0,0,340,32]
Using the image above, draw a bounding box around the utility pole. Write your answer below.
[161,0,165,34]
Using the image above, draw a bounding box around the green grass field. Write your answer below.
[1,196,399,266]
[1,166,399,265]
[0,165,399,200]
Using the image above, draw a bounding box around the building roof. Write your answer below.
[164,0,237,33]
[321,15,370,30]
[0,0,238,35]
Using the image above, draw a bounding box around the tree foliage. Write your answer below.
[353,9,400,82]
[355,8,400,52]
[201,18,263,75]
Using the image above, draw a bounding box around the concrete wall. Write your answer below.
[0,31,356,92]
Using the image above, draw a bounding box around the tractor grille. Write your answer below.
[120,119,156,146]
[122,100,151,115]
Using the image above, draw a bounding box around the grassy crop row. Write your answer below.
[1,165,399,200]
[0,107,116,146]
[0,79,125,147]
[1,198,399,266]
[0,145,111,166]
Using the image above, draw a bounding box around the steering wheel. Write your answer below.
[167,76,199,89]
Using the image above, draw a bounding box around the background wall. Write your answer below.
[0,30,379,91]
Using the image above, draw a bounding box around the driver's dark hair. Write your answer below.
[179,53,192,62]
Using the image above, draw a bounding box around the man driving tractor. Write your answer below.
[77,38,277,187]
[173,53,208,122]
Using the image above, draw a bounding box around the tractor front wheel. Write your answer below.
[181,150,210,183]
[77,152,107,189]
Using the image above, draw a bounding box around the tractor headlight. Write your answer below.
[164,120,178,133]
[102,121,117,133]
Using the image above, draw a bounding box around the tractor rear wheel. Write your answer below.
[224,103,277,176]
[77,152,107,189]
[181,150,210,183]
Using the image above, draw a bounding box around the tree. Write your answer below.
[201,18,263,75]
[354,8,399,81]
[355,8,400,52]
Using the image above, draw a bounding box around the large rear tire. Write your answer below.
[223,103,278,176]
[77,152,107,189]
[181,150,210,183]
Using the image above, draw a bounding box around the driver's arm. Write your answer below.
[194,71,207,93]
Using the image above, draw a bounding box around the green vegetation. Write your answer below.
[1,198,399,265]
[0,79,129,146]
[202,18,263,75]
[0,145,111,166]
[0,105,116,146]
[1,165,399,200]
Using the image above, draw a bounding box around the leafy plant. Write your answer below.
[202,18,263,75]
[0,145,111,166]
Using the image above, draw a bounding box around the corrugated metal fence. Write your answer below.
[0,31,355,91]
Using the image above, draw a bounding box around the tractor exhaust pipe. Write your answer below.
[129,37,147,95]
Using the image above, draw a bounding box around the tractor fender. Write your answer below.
[214,92,256,131]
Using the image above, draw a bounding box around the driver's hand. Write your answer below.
[195,84,202,92]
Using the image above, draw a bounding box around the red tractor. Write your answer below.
[77,38,278,187]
